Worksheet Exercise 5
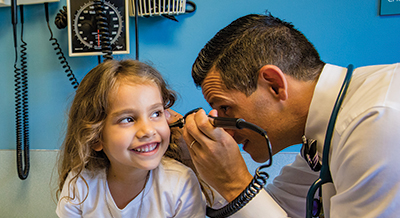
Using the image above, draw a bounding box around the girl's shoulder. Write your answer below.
[149,158,203,200]
[58,168,107,207]
[147,158,206,216]
[64,168,107,191]
[159,157,195,175]
[154,158,197,183]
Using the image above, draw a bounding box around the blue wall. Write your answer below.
[0,0,399,151]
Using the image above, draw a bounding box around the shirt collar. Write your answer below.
[305,64,348,153]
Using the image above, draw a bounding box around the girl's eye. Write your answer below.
[120,117,134,124]
[151,110,163,118]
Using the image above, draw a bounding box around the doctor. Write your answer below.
[182,12,400,217]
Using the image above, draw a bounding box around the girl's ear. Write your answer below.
[258,65,288,101]
[92,142,103,152]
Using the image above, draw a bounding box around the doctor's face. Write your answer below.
[201,70,287,163]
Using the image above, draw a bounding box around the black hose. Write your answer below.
[94,0,113,61]
[54,6,68,29]
[134,0,139,60]
[14,4,30,180]
[206,118,273,217]
[186,1,196,13]
[45,3,79,89]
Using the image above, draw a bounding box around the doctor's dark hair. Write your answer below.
[56,59,180,202]
[192,12,325,96]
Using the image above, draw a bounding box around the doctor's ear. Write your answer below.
[258,65,288,101]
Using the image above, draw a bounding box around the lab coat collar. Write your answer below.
[305,64,348,157]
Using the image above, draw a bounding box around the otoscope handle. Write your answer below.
[208,116,244,129]
[209,116,268,136]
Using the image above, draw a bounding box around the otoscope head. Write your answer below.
[169,107,202,128]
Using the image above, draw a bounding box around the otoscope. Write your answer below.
[169,108,273,217]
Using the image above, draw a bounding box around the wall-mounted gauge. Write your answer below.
[67,0,129,57]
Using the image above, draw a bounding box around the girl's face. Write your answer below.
[97,81,170,172]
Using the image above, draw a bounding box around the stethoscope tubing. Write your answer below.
[306,64,354,218]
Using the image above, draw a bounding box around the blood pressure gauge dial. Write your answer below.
[74,1,122,49]
[68,0,129,56]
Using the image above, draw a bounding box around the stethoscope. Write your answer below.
[306,64,354,218]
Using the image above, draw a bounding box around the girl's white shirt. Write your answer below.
[56,157,206,218]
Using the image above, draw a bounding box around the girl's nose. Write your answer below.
[136,120,156,139]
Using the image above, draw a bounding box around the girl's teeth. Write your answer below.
[134,143,157,152]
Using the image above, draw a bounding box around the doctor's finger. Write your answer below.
[182,111,215,152]
[191,109,228,142]
[182,115,203,150]
[184,112,231,156]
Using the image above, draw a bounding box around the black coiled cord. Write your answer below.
[54,6,68,29]
[14,4,30,180]
[94,0,113,61]
[45,3,79,89]
[206,138,272,217]
[186,1,196,13]
[170,112,273,217]
[134,0,139,60]
[206,118,273,218]
[206,168,270,217]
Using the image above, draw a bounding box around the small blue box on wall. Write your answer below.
[380,0,400,15]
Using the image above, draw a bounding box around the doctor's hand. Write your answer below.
[183,109,253,202]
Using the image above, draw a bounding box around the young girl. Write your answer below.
[56,59,206,217]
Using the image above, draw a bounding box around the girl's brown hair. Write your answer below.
[56,59,182,203]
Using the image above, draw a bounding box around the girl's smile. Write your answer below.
[131,142,160,154]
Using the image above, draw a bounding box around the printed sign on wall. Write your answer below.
[380,0,400,15]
